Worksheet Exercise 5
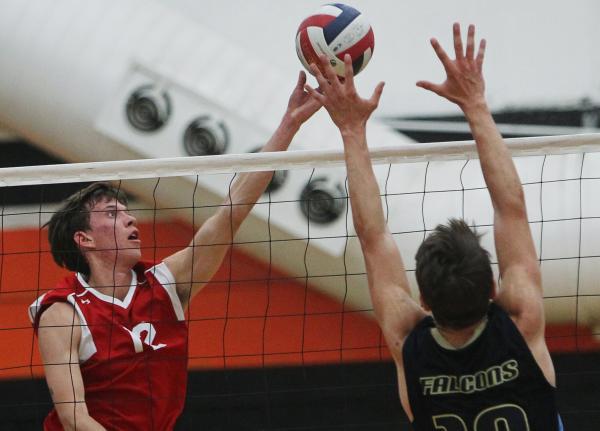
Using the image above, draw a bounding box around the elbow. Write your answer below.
[56,404,91,431]
[57,413,76,431]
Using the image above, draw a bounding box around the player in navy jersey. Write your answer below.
[305,23,563,430]
[29,72,322,430]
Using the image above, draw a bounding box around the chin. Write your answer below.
[119,249,142,267]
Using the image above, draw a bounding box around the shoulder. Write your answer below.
[134,260,176,286]
[489,303,556,386]
[402,315,435,357]
[487,302,546,357]
[486,303,522,336]
[494,265,545,342]
[140,261,176,287]
[38,302,81,327]
[492,296,545,343]
[29,275,81,328]
[37,302,82,348]
[488,302,509,321]
[139,261,185,321]
[37,302,83,363]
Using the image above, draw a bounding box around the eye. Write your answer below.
[106,210,117,218]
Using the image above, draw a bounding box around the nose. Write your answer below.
[126,212,137,227]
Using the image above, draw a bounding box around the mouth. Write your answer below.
[127,231,140,241]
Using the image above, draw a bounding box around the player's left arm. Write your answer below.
[418,23,554,385]
[164,71,321,308]
[306,54,426,363]
[417,24,546,339]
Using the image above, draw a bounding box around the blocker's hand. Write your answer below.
[417,23,487,112]
[285,70,323,127]
[305,54,384,133]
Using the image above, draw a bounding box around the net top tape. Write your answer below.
[1,134,600,187]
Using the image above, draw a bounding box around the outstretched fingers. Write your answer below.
[416,80,443,97]
[318,54,342,89]
[304,83,326,104]
[453,22,464,60]
[430,38,453,74]
[296,70,307,89]
[309,62,329,91]
[465,24,475,60]
[343,54,355,89]
[476,38,486,72]
[369,82,385,108]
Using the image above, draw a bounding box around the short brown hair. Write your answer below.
[415,218,493,329]
[45,182,128,276]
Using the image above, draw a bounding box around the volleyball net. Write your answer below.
[1,133,600,428]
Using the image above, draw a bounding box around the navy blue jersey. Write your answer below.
[403,303,560,431]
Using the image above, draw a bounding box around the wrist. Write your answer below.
[460,98,490,118]
[259,116,298,153]
[339,122,367,138]
[280,112,302,134]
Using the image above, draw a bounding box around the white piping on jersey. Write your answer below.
[76,270,138,309]
[65,294,98,362]
[147,262,185,321]
[76,263,185,320]
[431,318,488,351]
[29,292,98,363]
[28,293,48,323]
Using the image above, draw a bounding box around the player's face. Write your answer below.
[85,198,141,265]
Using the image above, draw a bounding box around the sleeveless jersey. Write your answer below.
[402,303,560,431]
[29,261,188,431]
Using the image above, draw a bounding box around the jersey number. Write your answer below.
[433,404,530,431]
[124,322,167,353]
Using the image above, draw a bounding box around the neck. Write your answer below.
[435,319,487,349]
[85,258,135,301]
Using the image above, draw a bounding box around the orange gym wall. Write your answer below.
[0,221,598,381]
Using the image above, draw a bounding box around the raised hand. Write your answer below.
[417,23,487,112]
[285,70,323,127]
[304,54,384,134]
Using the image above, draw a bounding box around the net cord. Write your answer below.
[1,133,599,187]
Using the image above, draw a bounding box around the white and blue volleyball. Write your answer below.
[296,3,375,77]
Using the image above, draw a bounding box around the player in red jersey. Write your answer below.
[29,71,321,431]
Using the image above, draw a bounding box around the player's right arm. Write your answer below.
[38,303,106,431]
[306,54,426,419]
[418,23,554,385]
[163,71,321,310]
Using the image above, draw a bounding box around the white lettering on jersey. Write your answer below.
[123,322,167,353]
[421,359,519,395]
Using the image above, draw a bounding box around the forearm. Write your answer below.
[343,127,421,332]
[341,126,387,242]
[463,102,526,214]
[220,116,299,229]
[173,117,301,299]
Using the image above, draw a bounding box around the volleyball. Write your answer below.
[295,3,374,77]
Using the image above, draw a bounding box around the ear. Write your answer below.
[490,279,498,300]
[74,231,94,251]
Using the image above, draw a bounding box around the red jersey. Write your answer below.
[29,261,188,430]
